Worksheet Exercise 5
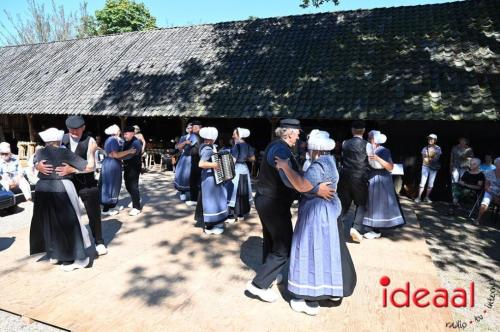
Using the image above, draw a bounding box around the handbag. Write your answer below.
[426,147,441,171]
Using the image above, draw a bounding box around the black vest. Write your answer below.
[123,137,142,169]
[256,139,300,201]
[341,137,369,178]
[62,133,97,189]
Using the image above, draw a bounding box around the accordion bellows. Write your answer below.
[211,151,235,184]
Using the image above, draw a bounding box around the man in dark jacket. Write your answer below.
[337,120,369,243]
[122,126,143,216]
[245,119,334,303]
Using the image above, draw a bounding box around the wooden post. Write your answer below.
[270,117,279,140]
[120,116,128,131]
[180,117,187,135]
[26,114,35,142]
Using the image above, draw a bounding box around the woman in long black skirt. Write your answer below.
[29,128,93,272]
[227,128,255,222]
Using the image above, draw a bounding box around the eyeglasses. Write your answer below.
[0,153,9,156]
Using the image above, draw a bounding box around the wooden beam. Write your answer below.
[180,117,187,134]
[26,115,35,142]
[120,116,128,131]
[270,117,279,140]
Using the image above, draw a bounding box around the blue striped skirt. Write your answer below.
[174,154,192,192]
[288,196,356,299]
[201,169,228,223]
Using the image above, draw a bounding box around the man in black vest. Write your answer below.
[246,119,334,303]
[122,126,143,216]
[36,115,107,256]
[186,120,202,206]
[337,120,369,243]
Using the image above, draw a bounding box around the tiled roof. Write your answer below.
[0,0,498,120]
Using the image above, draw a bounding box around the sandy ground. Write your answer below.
[0,170,493,331]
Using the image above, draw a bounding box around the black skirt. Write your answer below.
[29,190,87,262]
[232,174,251,217]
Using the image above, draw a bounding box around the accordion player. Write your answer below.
[211,150,235,184]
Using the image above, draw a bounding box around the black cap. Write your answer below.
[279,118,301,129]
[191,120,202,126]
[351,120,366,129]
[123,125,135,133]
[65,115,85,129]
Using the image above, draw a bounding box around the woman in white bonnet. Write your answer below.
[100,124,136,216]
[275,129,356,316]
[227,127,255,222]
[362,130,405,239]
[29,128,92,272]
[194,127,229,235]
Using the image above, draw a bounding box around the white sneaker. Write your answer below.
[180,194,187,201]
[102,209,119,216]
[62,258,89,272]
[226,217,238,224]
[62,264,85,272]
[204,225,224,235]
[185,201,197,207]
[245,281,278,303]
[129,208,141,216]
[414,198,421,204]
[290,299,320,316]
[363,231,382,240]
[117,205,124,211]
[128,202,133,208]
[96,244,108,256]
[49,258,59,265]
[423,197,433,203]
[350,228,363,242]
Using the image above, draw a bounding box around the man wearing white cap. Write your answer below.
[195,127,228,234]
[415,133,442,203]
[29,128,93,271]
[0,142,32,201]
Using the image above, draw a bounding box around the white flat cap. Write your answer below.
[0,142,11,154]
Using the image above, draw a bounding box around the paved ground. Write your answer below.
[2,169,493,331]
[414,201,499,332]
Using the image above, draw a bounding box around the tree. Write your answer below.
[301,0,340,8]
[94,0,157,35]
[0,0,94,45]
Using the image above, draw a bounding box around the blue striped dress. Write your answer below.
[174,133,197,192]
[363,146,405,229]
[288,155,357,299]
[200,144,229,224]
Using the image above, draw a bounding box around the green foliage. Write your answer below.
[301,0,340,8]
[95,0,157,35]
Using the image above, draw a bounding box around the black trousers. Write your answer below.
[337,173,369,234]
[78,186,103,245]
[124,165,141,210]
[252,194,293,289]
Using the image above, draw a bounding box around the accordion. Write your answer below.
[211,150,235,184]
